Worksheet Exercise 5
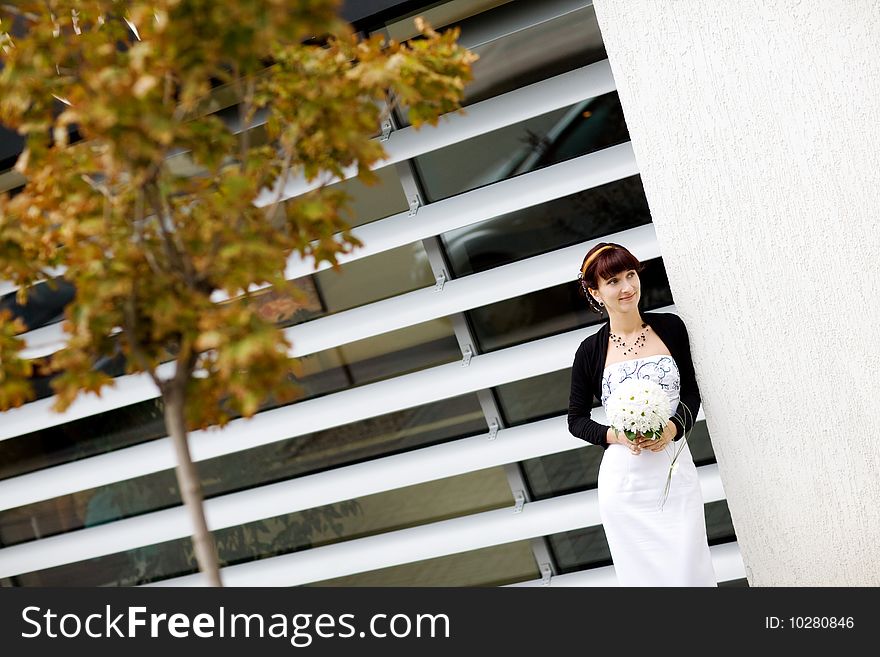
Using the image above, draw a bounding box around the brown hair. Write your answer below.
[577,242,644,311]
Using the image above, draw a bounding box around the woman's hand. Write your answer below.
[636,420,677,452]
[610,429,643,454]
[620,432,643,455]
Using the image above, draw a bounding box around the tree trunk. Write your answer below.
[162,386,223,587]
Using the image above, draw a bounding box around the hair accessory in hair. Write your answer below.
[579,244,617,278]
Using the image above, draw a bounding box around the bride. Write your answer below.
[567,242,717,586]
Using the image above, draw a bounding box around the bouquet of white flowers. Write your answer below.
[606,378,671,442]
[606,378,694,510]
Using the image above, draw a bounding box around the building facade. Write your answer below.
[0,0,745,587]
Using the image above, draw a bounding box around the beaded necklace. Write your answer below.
[609,322,649,358]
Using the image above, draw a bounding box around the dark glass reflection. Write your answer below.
[0,393,486,548]
[0,277,74,331]
[548,499,737,574]
[0,319,459,483]
[204,241,434,341]
[523,421,717,501]
[26,350,130,404]
[332,165,408,229]
[442,176,651,278]
[393,1,606,120]
[308,241,433,315]
[0,276,78,402]
[0,398,167,483]
[11,465,516,586]
[548,524,611,573]
[495,369,573,429]
[415,93,629,202]
[308,540,539,587]
[459,2,606,107]
[705,499,737,546]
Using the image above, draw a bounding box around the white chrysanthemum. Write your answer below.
[606,378,670,440]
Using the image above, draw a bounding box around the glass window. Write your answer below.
[329,165,408,230]
[308,540,538,587]
[390,1,605,112]
[414,93,629,202]
[547,523,610,573]
[705,499,737,545]
[0,277,74,332]
[454,1,606,107]
[311,240,433,312]
[0,316,460,483]
[234,239,435,331]
[0,124,25,176]
[274,164,408,231]
[285,316,460,398]
[0,398,167,483]
[524,434,604,500]
[384,0,513,42]
[441,176,652,278]
[9,466,519,586]
[22,351,129,405]
[495,369,575,428]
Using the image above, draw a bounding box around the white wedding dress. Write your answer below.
[599,354,717,586]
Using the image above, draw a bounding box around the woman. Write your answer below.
[568,242,716,586]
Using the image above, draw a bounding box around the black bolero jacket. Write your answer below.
[567,311,702,449]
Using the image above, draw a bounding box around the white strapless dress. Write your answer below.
[599,354,717,586]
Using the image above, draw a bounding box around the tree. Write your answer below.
[0,0,475,586]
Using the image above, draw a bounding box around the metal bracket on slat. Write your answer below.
[487,419,499,441]
[540,563,552,586]
[461,345,473,367]
[380,118,393,142]
[434,271,446,292]
[408,195,421,216]
[513,490,525,514]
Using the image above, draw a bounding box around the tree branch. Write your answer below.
[156,186,196,279]
[144,182,198,289]
[173,333,198,392]
[132,189,165,277]
[232,63,253,169]
[263,144,294,225]
[146,184,182,269]
[122,290,163,391]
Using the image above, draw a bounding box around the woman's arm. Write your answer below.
[567,342,615,449]
[670,315,701,441]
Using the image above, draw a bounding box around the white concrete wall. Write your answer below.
[593,0,880,585]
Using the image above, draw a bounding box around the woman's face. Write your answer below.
[591,269,640,313]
